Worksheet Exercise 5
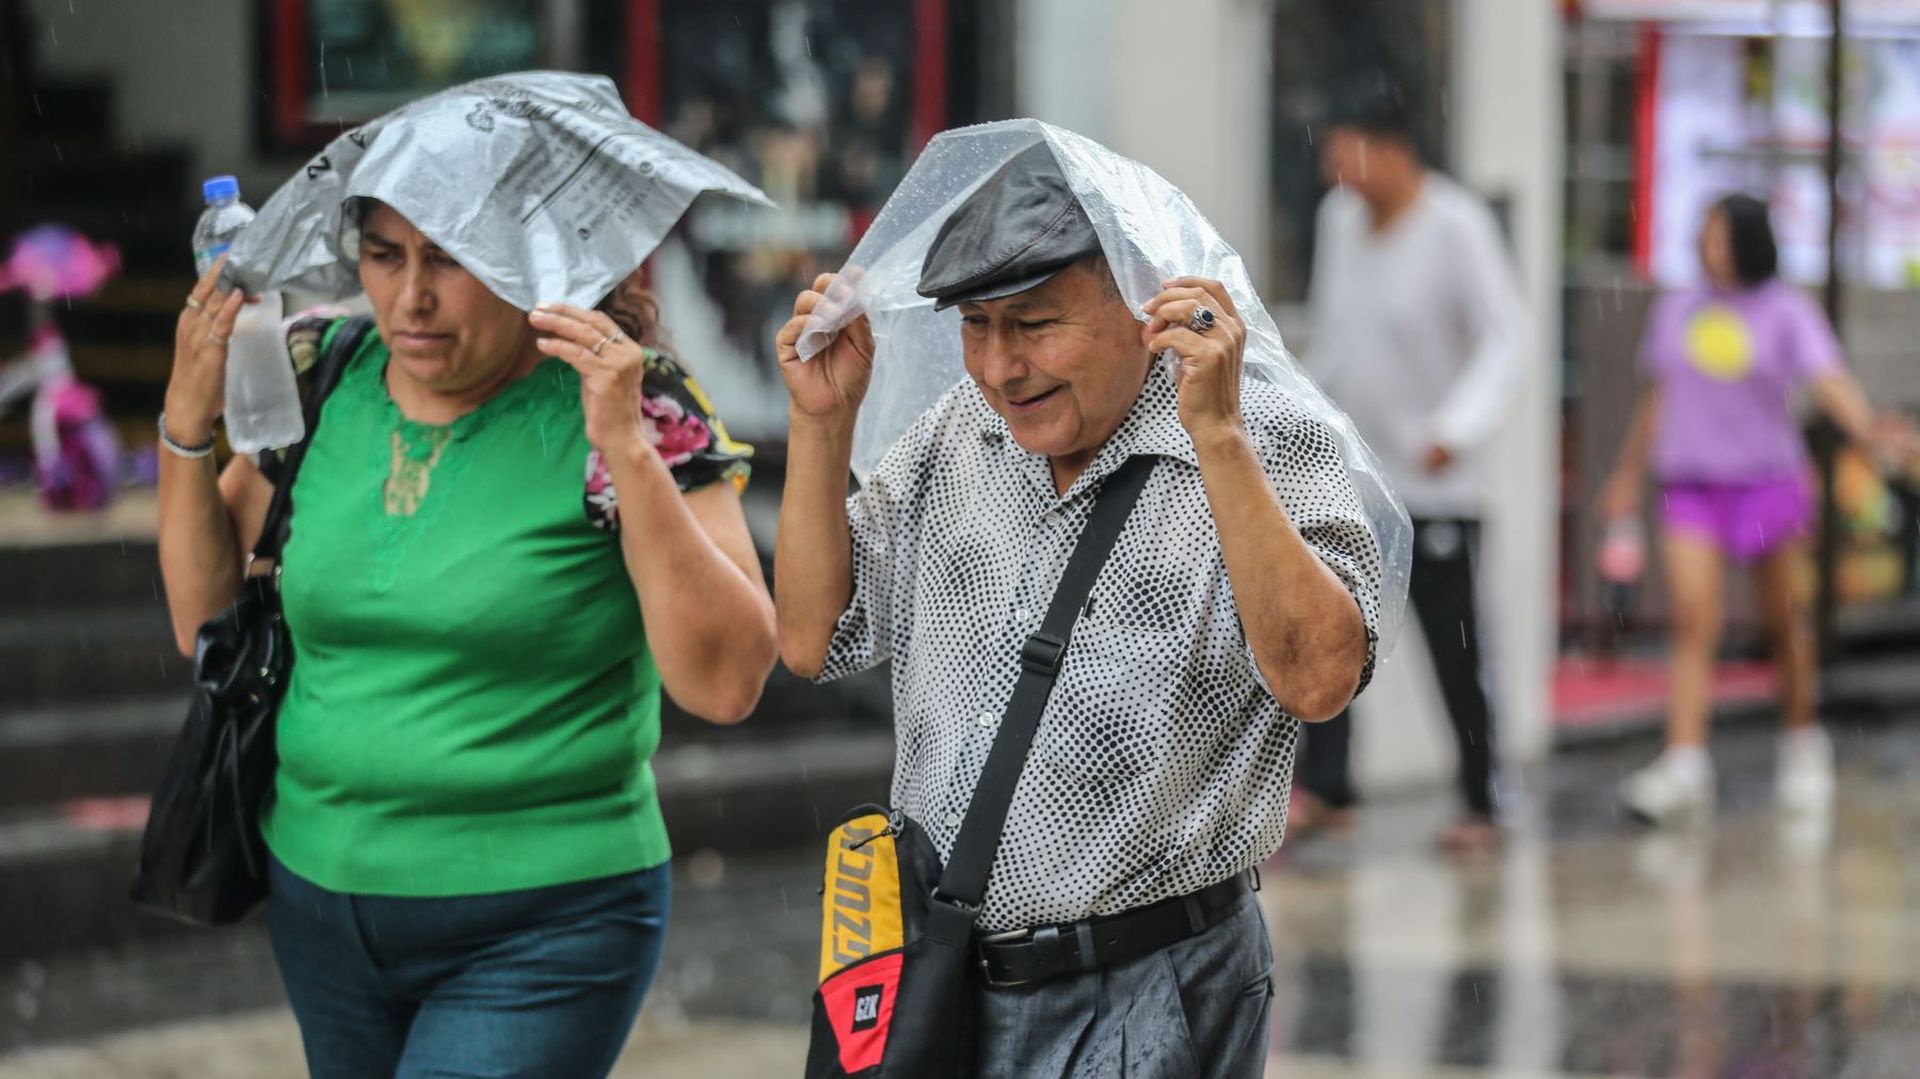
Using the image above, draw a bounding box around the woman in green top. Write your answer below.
[155,199,777,1078]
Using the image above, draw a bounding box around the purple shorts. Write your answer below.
[1660,473,1814,562]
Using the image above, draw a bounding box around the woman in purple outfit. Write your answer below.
[1601,193,1911,826]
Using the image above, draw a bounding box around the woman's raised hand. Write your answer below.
[164,256,247,444]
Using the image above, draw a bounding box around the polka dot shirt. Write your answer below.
[819,358,1383,931]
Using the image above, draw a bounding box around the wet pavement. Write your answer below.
[3,718,1919,1077]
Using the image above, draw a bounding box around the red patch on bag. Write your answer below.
[819,953,902,1072]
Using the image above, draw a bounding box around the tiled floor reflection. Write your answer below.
[1259,720,1920,1078]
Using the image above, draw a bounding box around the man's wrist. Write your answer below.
[787,407,860,438]
[1187,420,1253,461]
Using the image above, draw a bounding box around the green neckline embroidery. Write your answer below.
[385,426,454,517]
[346,345,568,589]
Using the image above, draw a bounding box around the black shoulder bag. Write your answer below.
[131,315,375,926]
[805,453,1156,1079]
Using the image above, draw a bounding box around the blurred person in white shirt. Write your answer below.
[1295,76,1531,855]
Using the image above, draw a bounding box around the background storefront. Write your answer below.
[1562,0,1920,656]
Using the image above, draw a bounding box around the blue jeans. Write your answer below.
[266,856,671,1079]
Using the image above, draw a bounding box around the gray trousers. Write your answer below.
[971,894,1274,1078]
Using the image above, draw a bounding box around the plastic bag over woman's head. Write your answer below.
[220,71,772,313]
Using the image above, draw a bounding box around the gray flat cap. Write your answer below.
[917,143,1104,311]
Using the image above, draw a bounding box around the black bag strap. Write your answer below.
[251,315,375,564]
[935,453,1158,909]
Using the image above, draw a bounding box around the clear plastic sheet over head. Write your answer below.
[796,119,1412,654]
[221,71,772,311]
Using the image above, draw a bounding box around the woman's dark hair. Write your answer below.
[598,270,674,358]
[1714,193,1779,287]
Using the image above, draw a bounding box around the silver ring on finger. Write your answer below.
[208,331,229,347]
[590,335,612,356]
[184,296,204,312]
[1187,306,1217,335]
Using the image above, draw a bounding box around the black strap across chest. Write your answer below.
[934,452,1157,909]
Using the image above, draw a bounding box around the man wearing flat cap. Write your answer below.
[774,142,1382,1076]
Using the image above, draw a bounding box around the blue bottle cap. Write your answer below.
[202,175,241,203]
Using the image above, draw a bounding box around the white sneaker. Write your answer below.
[1621,749,1715,826]
[1776,727,1835,818]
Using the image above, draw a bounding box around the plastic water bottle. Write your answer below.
[191,175,254,275]
[1598,517,1646,630]
[192,176,304,452]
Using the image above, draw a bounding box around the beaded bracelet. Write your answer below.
[158,412,217,460]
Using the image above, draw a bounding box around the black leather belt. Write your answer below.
[973,870,1257,989]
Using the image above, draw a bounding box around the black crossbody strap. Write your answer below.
[251,315,375,564]
[936,453,1158,908]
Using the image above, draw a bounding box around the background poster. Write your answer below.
[270,0,545,141]
[646,0,927,440]
[1648,29,1920,288]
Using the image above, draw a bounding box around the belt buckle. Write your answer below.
[976,927,1034,989]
